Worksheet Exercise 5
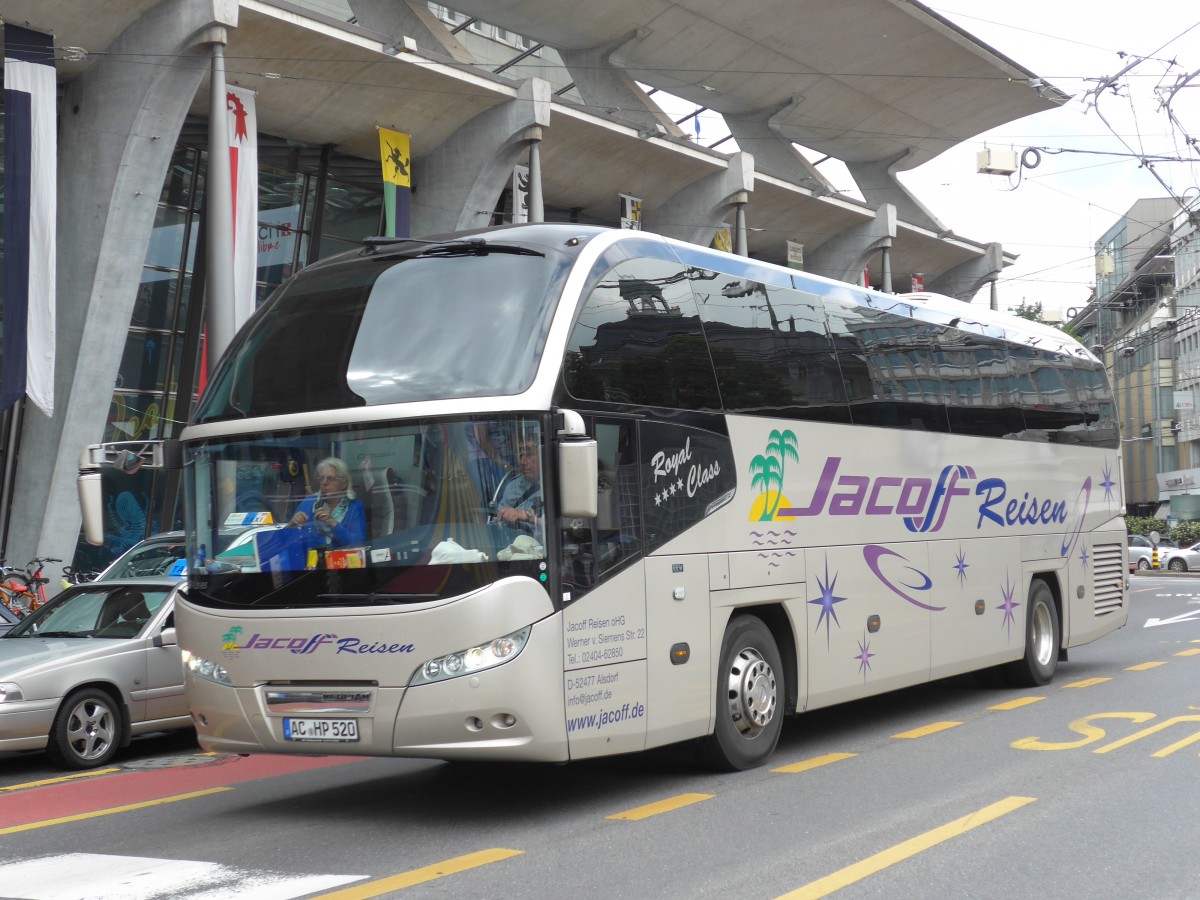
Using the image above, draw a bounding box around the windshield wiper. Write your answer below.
[33,631,89,638]
[362,236,544,259]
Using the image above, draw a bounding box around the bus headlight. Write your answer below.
[410,626,532,686]
[182,649,233,686]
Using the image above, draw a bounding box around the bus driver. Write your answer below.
[495,439,543,539]
[288,457,367,549]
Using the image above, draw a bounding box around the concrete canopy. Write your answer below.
[4,0,1025,281]
[441,0,1068,169]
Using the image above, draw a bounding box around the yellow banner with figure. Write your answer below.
[379,128,411,187]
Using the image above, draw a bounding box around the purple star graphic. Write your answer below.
[809,557,846,648]
[996,573,1020,638]
[855,631,875,680]
[1100,463,1117,501]
[1079,546,1090,568]
[954,548,969,586]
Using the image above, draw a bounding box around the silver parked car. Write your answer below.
[1159,541,1200,572]
[0,577,189,769]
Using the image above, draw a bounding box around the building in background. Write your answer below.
[1070,198,1179,517]
[0,0,1073,577]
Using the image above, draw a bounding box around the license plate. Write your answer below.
[282,717,359,742]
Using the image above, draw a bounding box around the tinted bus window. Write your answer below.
[564,257,721,412]
[938,333,1028,438]
[824,298,950,432]
[691,275,851,423]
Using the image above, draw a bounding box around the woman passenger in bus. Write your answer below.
[288,457,367,549]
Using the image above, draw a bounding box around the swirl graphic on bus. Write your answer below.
[863,545,944,611]
[1059,476,1092,560]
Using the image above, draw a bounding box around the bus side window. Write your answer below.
[561,419,640,597]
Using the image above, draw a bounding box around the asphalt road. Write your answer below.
[1,574,1197,899]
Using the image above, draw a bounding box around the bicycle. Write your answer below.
[61,565,100,589]
[2,561,62,619]
[0,560,32,616]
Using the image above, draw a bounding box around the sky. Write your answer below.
[674,2,1200,318]
[902,2,1200,318]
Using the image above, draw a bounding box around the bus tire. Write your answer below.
[1004,579,1059,688]
[46,687,123,769]
[697,615,784,771]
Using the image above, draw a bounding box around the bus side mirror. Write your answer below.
[78,469,105,546]
[556,409,598,519]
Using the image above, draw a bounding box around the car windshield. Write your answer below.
[101,536,187,580]
[184,415,550,608]
[7,585,172,639]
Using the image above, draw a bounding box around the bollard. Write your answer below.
[1152,546,1159,569]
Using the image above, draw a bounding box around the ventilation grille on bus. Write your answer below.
[1091,542,1125,615]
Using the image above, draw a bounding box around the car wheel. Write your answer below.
[1137,558,1150,570]
[1004,579,1060,688]
[47,687,122,769]
[1168,557,1188,572]
[696,615,784,771]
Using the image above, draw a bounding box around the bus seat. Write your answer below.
[353,465,396,540]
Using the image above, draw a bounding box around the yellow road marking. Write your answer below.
[0,767,120,792]
[773,752,857,773]
[1063,677,1111,688]
[1174,648,1200,657]
[775,796,1036,899]
[988,696,1044,711]
[312,850,523,898]
[0,787,231,835]
[607,793,713,821]
[1126,661,1167,671]
[892,721,961,739]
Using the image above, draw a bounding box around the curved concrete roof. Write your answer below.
[445,0,1067,169]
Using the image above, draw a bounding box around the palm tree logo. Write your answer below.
[749,429,798,521]
[221,625,244,652]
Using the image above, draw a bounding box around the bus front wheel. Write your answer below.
[698,615,784,771]
[1004,579,1059,687]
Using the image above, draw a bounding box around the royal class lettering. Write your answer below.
[777,457,1067,533]
[236,633,414,655]
[653,437,721,498]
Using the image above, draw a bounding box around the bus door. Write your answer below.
[804,542,932,708]
[561,417,649,759]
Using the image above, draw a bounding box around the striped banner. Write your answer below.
[2,25,56,416]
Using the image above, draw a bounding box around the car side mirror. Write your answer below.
[154,627,178,648]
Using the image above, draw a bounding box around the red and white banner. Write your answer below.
[227,85,258,330]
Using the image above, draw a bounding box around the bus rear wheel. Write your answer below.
[697,615,784,771]
[1004,579,1059,687]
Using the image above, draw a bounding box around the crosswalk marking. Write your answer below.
[0,853,364,899]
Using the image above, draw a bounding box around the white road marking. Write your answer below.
[0,853,364,899]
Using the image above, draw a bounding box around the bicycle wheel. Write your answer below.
[0,574,32,615]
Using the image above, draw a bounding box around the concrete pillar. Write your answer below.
[845,150,947,234]
[346,0,476,63]
[880,241,893,293]
[647,152,755,249]
[734,199,748,257]
[558,30,683,137]
[527,130,544,223]
[805,205,897,285]
[724,100,834,193]
[5,0,238,580]
[927,242,1004,302]
[411,78,551,235]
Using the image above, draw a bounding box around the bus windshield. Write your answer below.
[183,415,550,608]
[194,244,567,422]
